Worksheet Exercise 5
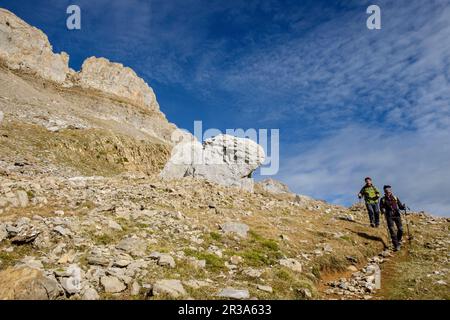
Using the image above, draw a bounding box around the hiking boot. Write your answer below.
[370,223,375,228]
[394,245,401,252]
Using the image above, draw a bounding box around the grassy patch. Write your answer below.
[378,239,450,300]
[91,233,115,245]
[184,249,225,271]
[209,232,222,241]
[238,248,279,266]
[312,254,347,276]
[26,190,35,199]
[260,239,279,251]
[340,235,353,242]
[232,231,283,267]
[135,222,150,229]
[275,268,294,281]
[268,268,318,300]
[311,265,321,279]
[0,245,34,270]
[0,121,170,177]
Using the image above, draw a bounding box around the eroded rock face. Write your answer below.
[79,57,160,111]
[0,9,70,84]
[160,134,265,191]
[0,9,162,112]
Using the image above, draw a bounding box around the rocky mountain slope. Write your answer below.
[0,8,177,177]
[0,8,448,300]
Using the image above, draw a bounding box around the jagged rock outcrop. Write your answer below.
[160,134,265,191]
[0,9,161,111]
[78,57,160,111]
[0,8,177,175]
[0,8,70,84]
[257,178,292,194]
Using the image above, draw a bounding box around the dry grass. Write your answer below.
[375,216,450,300]
[0,120,170,177]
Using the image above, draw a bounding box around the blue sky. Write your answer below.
[2,0,450,216]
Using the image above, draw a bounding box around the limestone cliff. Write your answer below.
[0,8,176,176]
[0,8,161,112]
[78,57,160,112]
[0,8,70,83]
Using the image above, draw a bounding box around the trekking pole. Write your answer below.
[382,212,391,250]
[358,195,363,207]
[403,205,413,241]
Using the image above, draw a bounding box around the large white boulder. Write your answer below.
[0,9,70,84]
[159,138,204,179]
[160,134,265,191]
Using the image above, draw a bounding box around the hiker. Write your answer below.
[380,185,405,251]
[358,177,381,227]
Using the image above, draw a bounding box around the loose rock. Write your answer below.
[217,288,250,300]
[152,279,186,298]
[101,276,127,293]
[219,222,249,238]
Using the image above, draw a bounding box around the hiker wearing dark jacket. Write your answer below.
[358,177,381,227]
[380,185,405,251]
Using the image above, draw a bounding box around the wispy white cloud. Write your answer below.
[217,0,450,129]
[277,125,450,216]
[226,0,450,215]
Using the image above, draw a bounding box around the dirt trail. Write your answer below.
[318,215,450,301]
[317,248,403,299]
[373,246,409,299]
[317,228,407,300]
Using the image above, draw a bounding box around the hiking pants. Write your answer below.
[366,203,380,226]
[386,213,403,247]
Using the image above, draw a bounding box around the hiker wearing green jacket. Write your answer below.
[358,177,381,227]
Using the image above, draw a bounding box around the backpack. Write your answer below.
[381,195,401,213]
